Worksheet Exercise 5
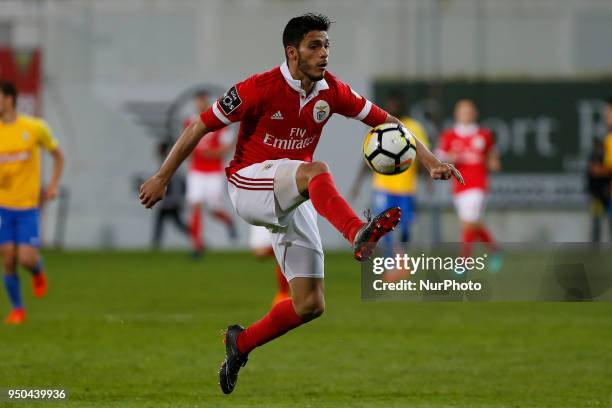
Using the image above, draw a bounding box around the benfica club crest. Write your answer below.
[313,100,330,123]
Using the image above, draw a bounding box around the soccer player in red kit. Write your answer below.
[139,14,462,394]
[185,91,237,256]
[437,99,501,262]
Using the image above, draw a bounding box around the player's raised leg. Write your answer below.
[296,161,361,241]
[296,161,401,261]
[2,243,25,324]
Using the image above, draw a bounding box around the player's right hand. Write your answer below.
[430,163,465,185]
[139,174,167,209]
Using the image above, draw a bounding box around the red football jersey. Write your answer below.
[200,62,388,178]
[185,115,232,173]
[438,125,495,193]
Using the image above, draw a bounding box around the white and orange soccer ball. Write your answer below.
[362,123,417,175]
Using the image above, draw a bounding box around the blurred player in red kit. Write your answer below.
[185,91,237,256]
[438,99,501,267]
[140,13,462,393]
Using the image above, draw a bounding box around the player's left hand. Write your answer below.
[430,163,464,185]
[139,174,168,209]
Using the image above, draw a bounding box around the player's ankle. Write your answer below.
[347,220,365,243]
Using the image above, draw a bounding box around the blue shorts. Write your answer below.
[0,207,40,247]
[372,191,415,224]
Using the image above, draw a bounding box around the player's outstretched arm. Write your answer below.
[385,114,464,184]
[140,118,209,208]
[487,148,502,172]
[45,147,64,201]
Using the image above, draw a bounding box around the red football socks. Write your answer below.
[212,210,233,226]
[461,227,478,257]
[461,226,498,257]
[476,226,497,251]
[189,209,203,250]
[275,264,289,294]
[308,172,363,243]
[236,298,304,354]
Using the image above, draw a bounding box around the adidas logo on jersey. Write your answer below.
[270,111,284,120]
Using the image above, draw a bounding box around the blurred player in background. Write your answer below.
[0,81,64,324]
[185,91,237,257]
[604,98,612,238]
[151,141,190,249]
[438,99,501,266]
[249,225,290,305]
[586,137,611,242]
[350,91,429,261]
[139,14,461,394]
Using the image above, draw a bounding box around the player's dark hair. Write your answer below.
[195,90,210,99]
[607,97,612,106]
[0,80,18,106]
[283,13,333,51]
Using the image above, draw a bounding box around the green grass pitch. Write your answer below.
[1,250,611,407]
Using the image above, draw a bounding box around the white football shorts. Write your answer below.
[227,159,324,281]
[249,225,272,250]
[186,171,225,209]
[453,188,486,223]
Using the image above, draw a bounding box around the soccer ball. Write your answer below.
[363,123,417,175]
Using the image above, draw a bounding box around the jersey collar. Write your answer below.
[280,61,329,98]
[454,123,478,137]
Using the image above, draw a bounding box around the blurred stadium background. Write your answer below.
[2,0,612,249]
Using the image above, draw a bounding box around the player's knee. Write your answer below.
[294,296,325,321]
[300,161,329,181]
[17,254,37,269]
[308,161,330,178]
[2,258,17,274]
[1,249,17,273]
[296,161,331,193]
[310,161,329,174]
